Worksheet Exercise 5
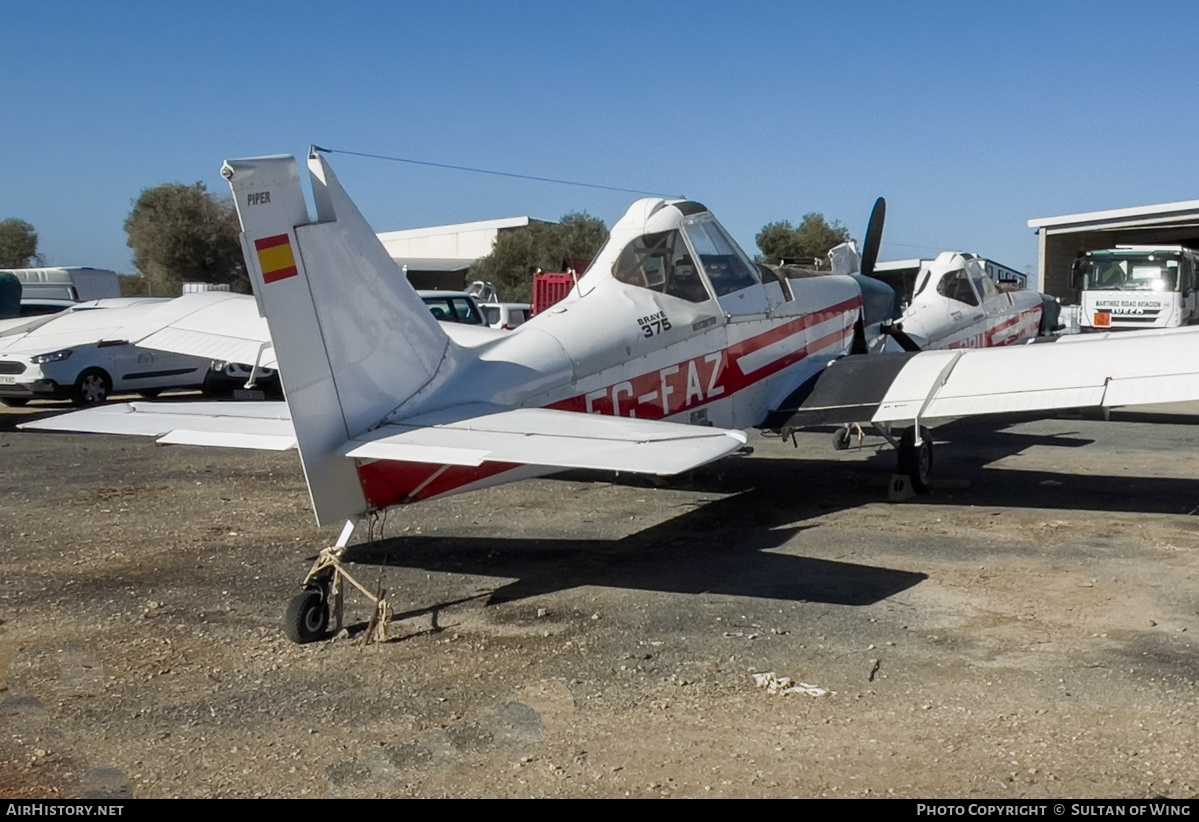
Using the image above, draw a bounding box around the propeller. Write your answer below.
[859,197,886,280]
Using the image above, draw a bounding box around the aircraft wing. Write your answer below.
[22,401,747,476]
[782,326,1199,431]
[114,292,276,368]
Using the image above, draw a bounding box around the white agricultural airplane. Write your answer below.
[24,149,1199,643]
[889,251,1055,351]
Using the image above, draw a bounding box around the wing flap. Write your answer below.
[348,406,748,476]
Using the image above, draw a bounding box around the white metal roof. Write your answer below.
[376,216,540,242]
[1028,200,1199,232]
[392,257,475,272]
[874,259,925,272]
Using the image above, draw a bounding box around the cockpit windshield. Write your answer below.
[682,220,760,297]
[1080,253,1182,292]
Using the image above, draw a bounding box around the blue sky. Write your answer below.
[4,1,1197,285]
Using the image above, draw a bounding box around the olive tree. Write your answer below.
[470,213,608,302]
[0,218,40,268]
[124,183,247,295]
[755,213,851,265]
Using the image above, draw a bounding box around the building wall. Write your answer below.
[378,227,502,261]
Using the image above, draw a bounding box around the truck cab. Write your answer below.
[1072,246,1199,331]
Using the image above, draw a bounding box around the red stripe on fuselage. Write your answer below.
[354,296,861,509]
[357,460,524,509]
[551,296,860,419]
[948,305,1043,350]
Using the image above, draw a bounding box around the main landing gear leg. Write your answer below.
[283,518,394,644]
[896,425,934,494]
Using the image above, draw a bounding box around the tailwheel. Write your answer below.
[897,426,933,493]
[284,587,329,644]
[282,518,393,645]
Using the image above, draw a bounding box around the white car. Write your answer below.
[0,299,211,407]
[479,302,532,330]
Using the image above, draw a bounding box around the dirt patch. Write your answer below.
[1,404,1198,797]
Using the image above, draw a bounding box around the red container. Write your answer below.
[533,272,575,315]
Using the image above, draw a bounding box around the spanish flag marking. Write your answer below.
[255,234,298,284]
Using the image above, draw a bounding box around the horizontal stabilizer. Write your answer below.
[20,401,296,450]
[347,404,748,476]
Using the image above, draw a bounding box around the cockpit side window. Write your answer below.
[683,220,760,297]
[936,269,979,306]
[612,230,712,303]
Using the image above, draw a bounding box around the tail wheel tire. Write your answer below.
[71,369,111,407]
[284,589,329,644]
[897,426,933,493]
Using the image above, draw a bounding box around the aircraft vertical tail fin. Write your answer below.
[223,150,458,525]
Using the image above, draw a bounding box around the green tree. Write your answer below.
[470,213,608,302]
[0,218,40,268]
[124,182,247,296]
[755,213,851,265]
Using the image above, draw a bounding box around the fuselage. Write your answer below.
[359,199,871,507]
[900,252,1042,350]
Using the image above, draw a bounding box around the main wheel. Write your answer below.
[137,389,162,399]
[832,426,853,451]
[71,369,111,407]
[283,588,329,644]
[0,398,29,408]
[897,426,933,493]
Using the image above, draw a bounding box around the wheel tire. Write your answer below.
[201,371,231,398]
[283,589,329,644]
[832,426,852,451]
[71,369,111,407]
[1,398,29,408]
[897,426,933,493]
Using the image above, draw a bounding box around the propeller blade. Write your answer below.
[860,197,886,279]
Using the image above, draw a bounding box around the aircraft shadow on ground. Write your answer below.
[341,413,1199,623]
[344,486,928,610]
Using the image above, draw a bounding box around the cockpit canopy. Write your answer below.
[585,199,760,303]
[913,251,999,308]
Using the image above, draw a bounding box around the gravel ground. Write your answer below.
[1,399,1198,798]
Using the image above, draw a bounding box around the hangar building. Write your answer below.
[376,216,552,290]
[1028,200,1199,303]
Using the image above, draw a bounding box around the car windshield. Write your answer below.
[1081,254,1181,292]
[422,296,483,324]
